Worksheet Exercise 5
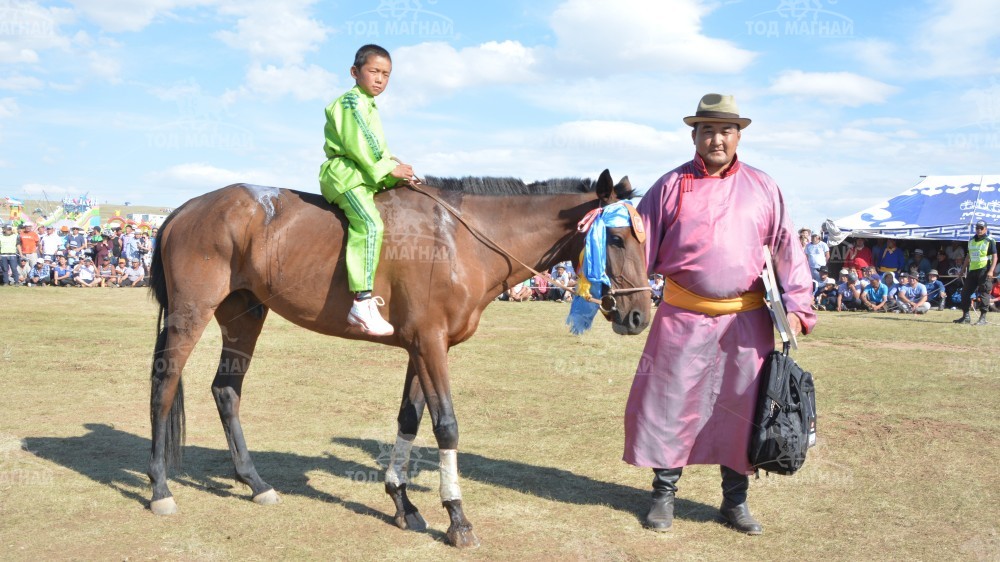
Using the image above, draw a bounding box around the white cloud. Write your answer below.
[21,182,75,196]
[87,51,122,83]
[0,98,19,118]
[768,70,898,107]
[146,162,283,189]
[915,0,1000,77]
[390,40,538,107]
[549,0,755,74]
[0,75,44,91]
[0,2,73,62]
[243,63,339,102]
[68,0,211,33]
[216,0,329,65]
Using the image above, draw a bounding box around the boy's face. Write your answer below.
[351,55,392,97]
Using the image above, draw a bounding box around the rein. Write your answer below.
[403,181,650,313]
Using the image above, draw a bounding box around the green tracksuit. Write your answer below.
[318,85,400,292]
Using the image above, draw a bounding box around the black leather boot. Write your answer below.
[975,311,988,325]
[644,467,682,532]
[720,466,762,535]
[954,312,971,324]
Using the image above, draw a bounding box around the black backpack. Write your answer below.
[748,343,816,475]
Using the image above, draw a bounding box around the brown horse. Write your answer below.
[146,169,651,548]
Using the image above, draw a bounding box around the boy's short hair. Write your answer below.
[353,44,391,69]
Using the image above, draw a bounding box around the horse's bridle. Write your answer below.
[404,180,652,315]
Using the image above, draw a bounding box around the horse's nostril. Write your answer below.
[629,310,643,328]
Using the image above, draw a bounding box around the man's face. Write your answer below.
[909,276,918,286]
[871,279,880,288]
[692,122,741,174]
[976,225,987,236]
[351,55,392,97]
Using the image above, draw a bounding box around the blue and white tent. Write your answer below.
[831,175,1000,241]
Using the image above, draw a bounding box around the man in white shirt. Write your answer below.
[804,233,830,282]
[40,226,64,258]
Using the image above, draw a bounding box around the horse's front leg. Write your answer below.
[385,359,427,531]
[411,340,480,549]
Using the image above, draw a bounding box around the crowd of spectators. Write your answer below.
[799,228,1000,314]
[0,223,156,288]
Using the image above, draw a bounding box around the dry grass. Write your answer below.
[1,289,998,560]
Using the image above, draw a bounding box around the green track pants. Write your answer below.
[331,185,383,293]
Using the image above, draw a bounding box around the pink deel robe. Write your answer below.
[623,154,816,473]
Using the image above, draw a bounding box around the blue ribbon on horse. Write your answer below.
[566,201,638,335]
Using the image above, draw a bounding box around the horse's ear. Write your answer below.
[596,169,617,205]
[615,176,634,200]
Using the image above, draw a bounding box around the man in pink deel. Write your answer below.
[624,94,816,535]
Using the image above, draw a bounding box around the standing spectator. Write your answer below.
[804,233,830,282]
[18,224,40,268]
[861,274,890,312]
[990,278,1000,312]
[52,255,73,286]
[650,273,664,306]
[109,228,122,261]
[15,257,31,285]
[91,235,112,266]
[624,93,814,536]
[798,228,811,249]
[836,272,864,311]
[28,259,50,286]
[925,269,947,311]
[896,272,931,314]
[954,220,997,325]
[0,223,18,285]
[843,238,873,277]
[88,226,103,248]
[137,232,153,268]
[66,226,86,250]
[119,259,146,287]
[120,225,139,263]
[40,226,63,259]
[876,239,905,274]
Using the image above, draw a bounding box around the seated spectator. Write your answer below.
[15,257,30,286]
[66,243,82,268]
[896,272,931,314]
[836,272,864,311]
[116,257,127,278]
[28,259,50,286]
[73,257,100,287]
[946,240,965,264]
[52,255,73,286]
[925,269,948,311]
[98,257,117,287]
[119,259,146,287]
[650,273,664,306]
[882,272,903,310]
[549,265,572,302]
[906,248,931,278]
[843,238,873,277]
[932,249,951,276]
[861,274,890,312]
[530,274,549,301]
[991,279,1000,313]
[815,277,838,310]
[508,280,532,302]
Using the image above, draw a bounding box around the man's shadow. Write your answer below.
[23,424,718,528]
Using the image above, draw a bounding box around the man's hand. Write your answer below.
[786,312,803,336]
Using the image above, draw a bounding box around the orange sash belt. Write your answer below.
[663,276,765,317]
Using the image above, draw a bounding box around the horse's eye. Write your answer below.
[608,234,625,248]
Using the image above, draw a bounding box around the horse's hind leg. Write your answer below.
[211,291,278,505]
[386,360,427,531]
[149,303,217,515]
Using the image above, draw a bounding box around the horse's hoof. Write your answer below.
[394,510,427,531]
[252,489,281,506]
[447,525,481,549]
[150,497,178,515]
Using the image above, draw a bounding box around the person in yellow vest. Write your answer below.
[954,220,997,325]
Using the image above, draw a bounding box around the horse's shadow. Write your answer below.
[23,424,718,528]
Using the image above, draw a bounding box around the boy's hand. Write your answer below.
[389,163,414,181]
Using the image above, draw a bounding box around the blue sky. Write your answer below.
[2,0,999,231]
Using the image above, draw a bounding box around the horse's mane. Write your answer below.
[422,176,596,196]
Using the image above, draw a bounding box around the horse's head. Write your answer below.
[594,169,651,335]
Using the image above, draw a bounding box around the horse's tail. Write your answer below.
[148,210,184,470]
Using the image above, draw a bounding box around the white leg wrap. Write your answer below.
[385,434,414,487]
[439,449,462,501]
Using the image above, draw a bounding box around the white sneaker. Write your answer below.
[347,296,394,336]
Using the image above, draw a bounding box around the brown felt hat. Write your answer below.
[683,93,751,129]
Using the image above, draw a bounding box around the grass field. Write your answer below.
[1,289,998,560]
